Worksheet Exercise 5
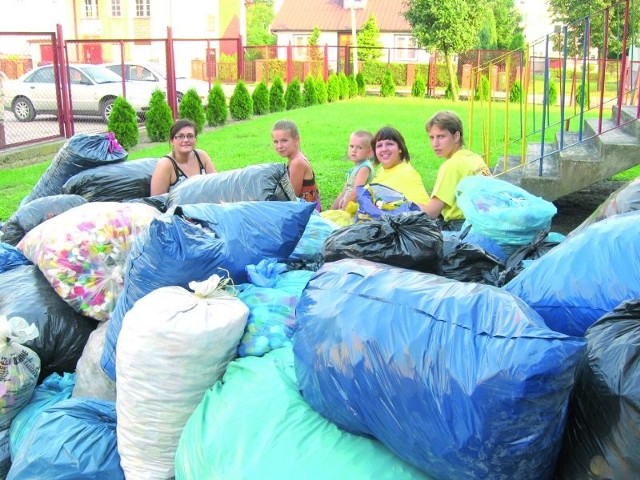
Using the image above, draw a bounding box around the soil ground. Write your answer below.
[550,180,625,235]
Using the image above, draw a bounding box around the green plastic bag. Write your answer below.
[175,347,431,480]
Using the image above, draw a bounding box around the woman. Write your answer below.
[150,119,217,196]
[370,126,430,205]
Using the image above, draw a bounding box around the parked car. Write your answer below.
[2,64,156,122]
[103,62,211,104]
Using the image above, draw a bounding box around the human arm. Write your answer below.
[149,158,174,196]
[288,157,308,196]
[419,197,446,219]
[331,187,346,210]
[342,166,372,207]
[196,149,217,173]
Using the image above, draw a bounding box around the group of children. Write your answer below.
[150,111,490,229]
[271,111,491,229]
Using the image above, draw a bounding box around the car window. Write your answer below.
[26,67,55,84]
[82,65,122,84]
[69,68,86,85]
[130,65,156,81]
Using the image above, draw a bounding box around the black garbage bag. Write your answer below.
[124,194,169,213]
[555,299,640,480]
[167,163,296,207]
[20,133,127,206]
[0,265,99,382]
[1,194,88,246]
[441,242,504,285]
[62,158,158,202]
[321,212,443,274]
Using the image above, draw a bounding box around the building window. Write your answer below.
[111,0,121,17]
[83,0,98,18]
[394,36,417,62]
[136,0,151,17]
[293,35,309,60]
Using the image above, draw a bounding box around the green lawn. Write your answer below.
[1,96,639,221]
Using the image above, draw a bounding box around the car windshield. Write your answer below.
[144,65,166,80]
[81,65,123,84]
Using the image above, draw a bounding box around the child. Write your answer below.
[330,130,375,210]
[420,111,491,230]
[272,120,321,211]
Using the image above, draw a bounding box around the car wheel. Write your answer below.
[101,98,115,123]
[177,92,184,104]
[12,97,36,122]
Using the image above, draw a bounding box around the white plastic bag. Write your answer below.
[116,275,248,479]
[0,315,40,477]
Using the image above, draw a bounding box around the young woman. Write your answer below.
[150,119,216,196]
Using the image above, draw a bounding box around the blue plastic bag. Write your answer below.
[101,201,315,380]
[288,213,339,262]
[356,183,421,221]
[504,211,640,337]
[9,372,75,459]
[294,259,585,480]
[20,133,126,207]
[456,176,557,250]
[8,398,123,480]
[0,243,31,273]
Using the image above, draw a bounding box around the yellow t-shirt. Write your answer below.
[371,161,430,204]
[431,149,491,222]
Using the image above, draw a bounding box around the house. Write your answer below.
[270,0,429,70]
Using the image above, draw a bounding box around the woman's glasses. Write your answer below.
[174,133,196,140]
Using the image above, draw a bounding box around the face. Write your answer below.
[348,134,372,162]
[428,125,461,159]
[171,126,197,153]
[272,129,299,158]
[375,138,402,169]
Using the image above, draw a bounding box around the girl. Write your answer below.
[150,119,216,196]
[272,120,321,211]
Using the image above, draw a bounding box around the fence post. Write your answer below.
[287,41,293,83]
[166,26,177,119]
[56,24,73,137]
[323,44,329,82]
[237,36,245,81]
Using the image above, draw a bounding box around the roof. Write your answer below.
[271,0,411,33]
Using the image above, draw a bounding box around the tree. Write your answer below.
[315,75,328,104]
[404,0,485,101]
[477,9,498,50]
[356,72,366,96]
[178,88,205,132]
[357,15,383,63]
[284,78,303,110]
[229,80,253,120]
[206,82,228,127]
[327,73,340,102]
[107,96,138,151]
[145,89,173,142]
[411,73,426,98]
[308,26,322,62]
[269,76,286,112]
[492,0,522,50]
[247,0,276,46]
[380,70,396,97]
[252,81,270,115]
[302,75,318,106]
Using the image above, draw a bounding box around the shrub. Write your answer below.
[284,78,303,110]
[361,62,406,86]
[411,73,426,98]
[252,81,270,115]
[327,73,340,102]
[444,82,454,100]
[178,88,205,132]
[547,81,558,105]
[145,89,173,142]
[356,72,366,96]
[509,80,522,103]
[348,74,358,98]
[380,70,395,97]
[229,80,253,120]
[338,73,349,99]
[315,75,328,104]
[474,74,490,101]
[206,82,228,127]
[575,84,590,107]
[302,75,318,106]
[107,96,139,151]
[269,76,286,112]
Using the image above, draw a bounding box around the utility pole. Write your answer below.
[351,2,358,75]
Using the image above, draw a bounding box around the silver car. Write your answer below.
[2,64,156,122]
[103,62,211,104]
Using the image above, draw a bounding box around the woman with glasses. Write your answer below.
[150,119,217,196]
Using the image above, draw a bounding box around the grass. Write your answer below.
[1,95,639,221]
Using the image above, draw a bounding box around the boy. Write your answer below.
[330,130,374,210]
